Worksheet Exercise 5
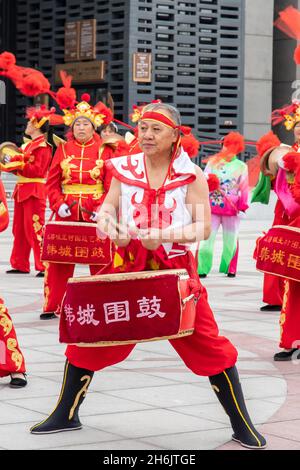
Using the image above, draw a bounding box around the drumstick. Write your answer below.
[68,201,77,210]
[80,206,94,216]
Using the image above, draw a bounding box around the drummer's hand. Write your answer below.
[138,228,163,251]
[2,154,11,164]
[90,212,98,222]
[58,203,71,218]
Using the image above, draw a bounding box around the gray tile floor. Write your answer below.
[0,215,298,450]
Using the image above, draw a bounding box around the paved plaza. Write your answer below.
[0,210,299,451]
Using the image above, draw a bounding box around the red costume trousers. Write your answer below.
[43,263,102,314]
[0,297,26,377]
[10,196,46,272]
[262,200,289,306]
[66,242,238,377]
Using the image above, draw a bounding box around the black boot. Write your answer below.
[30,361,94,434]
[209,366,267,449]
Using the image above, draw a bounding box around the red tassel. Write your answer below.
[271,103,298,126]
[223,132,245,155]
[81,93,91,103]
[256,131,281,157]
[181,134,200,158]
[207,173,220,192]
[0,51,16,70]
[93,102,113,125]
[283,152,300,173]
[275,6,300,40]
[294,45,300,65]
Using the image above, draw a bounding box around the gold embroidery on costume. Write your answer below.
[113,252,124,268]
[0,304,13,336]
[69,375,91,420]
[148,258,160,270]
[7,338,23,371]
[33,214,43,242]
[280,280,289,341]
[43,263,50,309]
[61,155,77,184]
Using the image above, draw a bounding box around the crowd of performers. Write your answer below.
[0,4,300,450]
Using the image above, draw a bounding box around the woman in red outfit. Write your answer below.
[31,103,266,449]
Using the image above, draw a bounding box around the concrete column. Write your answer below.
[243,0,274,141]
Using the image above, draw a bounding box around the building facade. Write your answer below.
[0,0,298,148]
[0,0,245,148]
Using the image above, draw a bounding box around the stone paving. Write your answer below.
[0,212,299,450]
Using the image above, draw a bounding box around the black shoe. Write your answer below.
[36,272,45,278]
[40,312,57,320]
[260,305,282,312]
[10,374,27,388]
[227,273,236,278]
[273,349,300,361]
[6,269,29,274]
[209,366,267,449]
[30,361,94,434]
[199,274,207,278]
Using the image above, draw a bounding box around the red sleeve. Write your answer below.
[0,179,9,232]
[46,145,65,212]
[19,145,52,179]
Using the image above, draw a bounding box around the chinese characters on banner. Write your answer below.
[256,226,300,282]
[64,296,166,328]
[59,274,188,344]
[41,222,111,265]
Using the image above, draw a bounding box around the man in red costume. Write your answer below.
[42,95,128,320]
[31,102,266,450]
[2,107,53,276]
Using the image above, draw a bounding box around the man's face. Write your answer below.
[73,118,94,143]
[138,118,178,157]
[294,122,300,142]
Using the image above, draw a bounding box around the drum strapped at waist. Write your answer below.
[17,175,46,184]
[59,269,198,346]
[62,183,104,195]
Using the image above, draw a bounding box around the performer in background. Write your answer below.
[258,103,300,361]
[41,95,126,320]
[198,133,249,278]
[31,102,266,450]
[254,130,295,312]
[3,107,53,277]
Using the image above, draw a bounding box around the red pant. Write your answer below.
[263,274,284,306]
[66,242,238,377]
[279,280,300,349]
[10,197,45,272]
[43,263,103,314]
[0,297,26,377]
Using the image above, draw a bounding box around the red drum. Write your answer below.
[256,225,300,282]
[59,269,197,346]
[41,221,112,266]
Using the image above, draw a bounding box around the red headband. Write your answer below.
[140,111,192,135]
